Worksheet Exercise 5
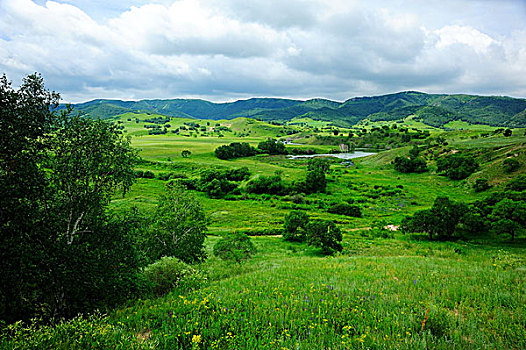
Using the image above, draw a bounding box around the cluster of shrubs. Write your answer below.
[327,202,362,217]
[215,139,321,160]
[282,211,343,255]
[196,167,251,198]
[393,146,428,173]
[436,153,479,180]
[402,182,526,241]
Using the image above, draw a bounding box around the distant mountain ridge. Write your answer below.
[60,92,526,128]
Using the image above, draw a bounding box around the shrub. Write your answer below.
[473,178,491,192]
[246,174,287,195]
[215,142,257,160]
[306,220,343,255]
[437,154,478,180]
[283,211,309,242]
[327,202,362,217]
[213,232,257,264]
[258,138,287,155]
[503,158,520,173]
[143,257,199,296]
[506,175,526,191]
[393,156,428,173]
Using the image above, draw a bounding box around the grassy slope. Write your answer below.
[4,117,525,349]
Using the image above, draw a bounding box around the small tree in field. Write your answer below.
[306,220,343,255]
[214,232,256,264]
[144,184,208,264]
[283,211,309,242]
[181,149,191,158]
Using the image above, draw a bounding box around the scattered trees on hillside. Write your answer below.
[393,145,428,173]
[503,158,520,173]
[306,220,343,255]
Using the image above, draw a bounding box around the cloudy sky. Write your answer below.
[1,0,525,103]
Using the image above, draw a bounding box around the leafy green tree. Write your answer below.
[246,173,286,195]
[327,202,362,217]
[307,158,331,174]
[506,175,526,191]
[0,74,140,322]
[144,184,208,264]
[393,156,427,173]
[306,220,343,255]
[181,149,191,158]
[401,197,467,240]
[213,232,256,264]
[283,211,309,242]
[489,199,526,241]
[503,129,512,137]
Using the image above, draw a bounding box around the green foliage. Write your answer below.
[401,197,468,240]
[473,178,491,192]
[503,158,520,173]
[141,184,208,264]
[181,149,191,158]
[489,198,526,241]
[0,74,140,322]
[437,154,479,180]
[506,175,526,191]
[213,232,256,264]
[306,220,343,255]
[283,211,309,242]
[215,142,257,160]
[307,157,331,174]
[246,174,287,195]
[143,257,203,296]
[257,138,287,155]
[327,202,362,217]
[393,156,428,173]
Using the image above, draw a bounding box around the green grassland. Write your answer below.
[3,115,525,349]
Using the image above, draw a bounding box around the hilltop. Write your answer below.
[61,91,526,128]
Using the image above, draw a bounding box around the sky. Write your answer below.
[1,0,525,103]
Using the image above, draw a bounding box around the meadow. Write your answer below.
[2,113,525,349]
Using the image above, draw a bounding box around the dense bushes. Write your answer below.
[215,142,257,159]
[327,202,362,217]
[437,154,479,180]
[246,173,287,195]
[306,220,343,255]
[142,257,204,296]
[393,156,428,173]
[258,138,287,155]
[503,158,520,173]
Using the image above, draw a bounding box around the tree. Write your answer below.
[306,220,343,255]
[0,74,140,322]
[283,211,309,242]
[144,184,208,264]
[503,129,512,137]
[489,199,526,241]
[213,232,256,264]
[181,149,191,158]
[401,197,467,240]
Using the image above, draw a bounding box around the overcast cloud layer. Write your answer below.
[1,0,525,102]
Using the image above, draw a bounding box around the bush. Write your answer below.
[306,220,343,255]
[327,202,362,217]
[246,174,287,195]
[393,156,428,173]
[473,178,491,192]
[143,257,200,296]
[283,211,309,242]
[506,175,526,191]
[213,232,257,264]
[503,158,520,173]
[258,138,287,155]
[437,154,478,180]
[215,142,257,160]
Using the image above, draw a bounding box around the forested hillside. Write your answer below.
[61,91,526,127]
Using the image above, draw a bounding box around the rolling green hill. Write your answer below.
[60,92,526,128]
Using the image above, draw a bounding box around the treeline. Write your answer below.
[402,178,526,241]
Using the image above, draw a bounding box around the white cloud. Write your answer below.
[0,0,525,102]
